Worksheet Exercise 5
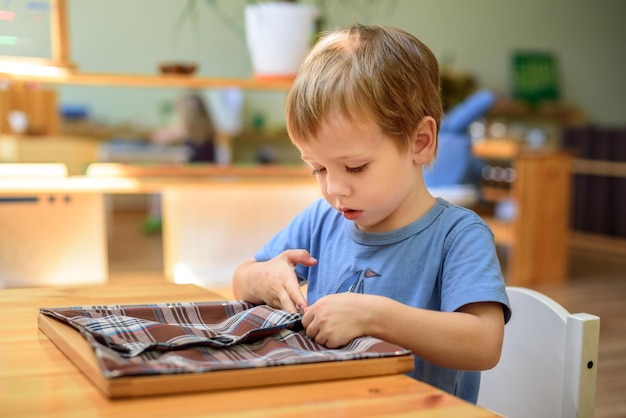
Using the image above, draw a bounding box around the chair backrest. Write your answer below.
[477,286,600,418]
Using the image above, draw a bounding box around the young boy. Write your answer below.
[232,24,511,403]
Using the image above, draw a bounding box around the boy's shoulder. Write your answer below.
[429,198,491,235]
[433,198,484,221]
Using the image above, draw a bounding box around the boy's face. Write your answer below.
[296,114,433,233]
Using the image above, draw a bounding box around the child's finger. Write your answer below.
[285,249,318,267]
[278,291,299,313]
[285,277,308,310]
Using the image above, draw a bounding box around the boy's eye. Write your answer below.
[312,167,327,175]
[346,164,368,173]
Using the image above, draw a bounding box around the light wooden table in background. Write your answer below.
[0,282,499,417]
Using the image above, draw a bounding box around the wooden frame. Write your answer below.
[38,313,414,399]
[50,0,71,66]
[0,0,74,71]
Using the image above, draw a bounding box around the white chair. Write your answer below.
[477,286,600,418]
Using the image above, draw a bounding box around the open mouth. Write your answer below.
[340,208,363,220]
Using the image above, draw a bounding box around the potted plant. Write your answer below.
[244,1,319,79]
[172,0,319,79]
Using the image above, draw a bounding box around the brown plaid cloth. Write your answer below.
[40,301,410,378]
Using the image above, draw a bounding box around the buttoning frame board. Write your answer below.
[38,314,414,399]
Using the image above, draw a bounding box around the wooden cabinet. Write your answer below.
[474,140,573,286]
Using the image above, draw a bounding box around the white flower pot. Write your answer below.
[245,2,319,78]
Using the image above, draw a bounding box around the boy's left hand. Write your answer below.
[301,293,372,348]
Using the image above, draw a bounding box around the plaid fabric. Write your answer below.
[41,301,410,378]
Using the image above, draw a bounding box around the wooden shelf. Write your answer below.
[0,164,316,195]
[473,139,522,160]
[570,231,626,258]
[474,142,574,287]
[572,159,626,178]
[480,185,511,202]
[1,0,294,92]
[473,150,573,287]
[0,71,294,91]
[85,162,310,179]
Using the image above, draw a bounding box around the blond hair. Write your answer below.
[286,24,442,153]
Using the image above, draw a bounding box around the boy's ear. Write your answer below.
[411,116,438,165]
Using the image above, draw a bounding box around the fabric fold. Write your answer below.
[40,300,410,378]
[42,302,302,357]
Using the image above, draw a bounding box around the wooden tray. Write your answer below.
[38,313,414,399]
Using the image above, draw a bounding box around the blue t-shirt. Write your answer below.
[255,197,511,403]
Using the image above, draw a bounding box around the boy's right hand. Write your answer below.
[235,249,317,313]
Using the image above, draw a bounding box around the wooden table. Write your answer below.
[0,282,499,417]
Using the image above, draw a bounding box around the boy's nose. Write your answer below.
[325,173,350,197]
